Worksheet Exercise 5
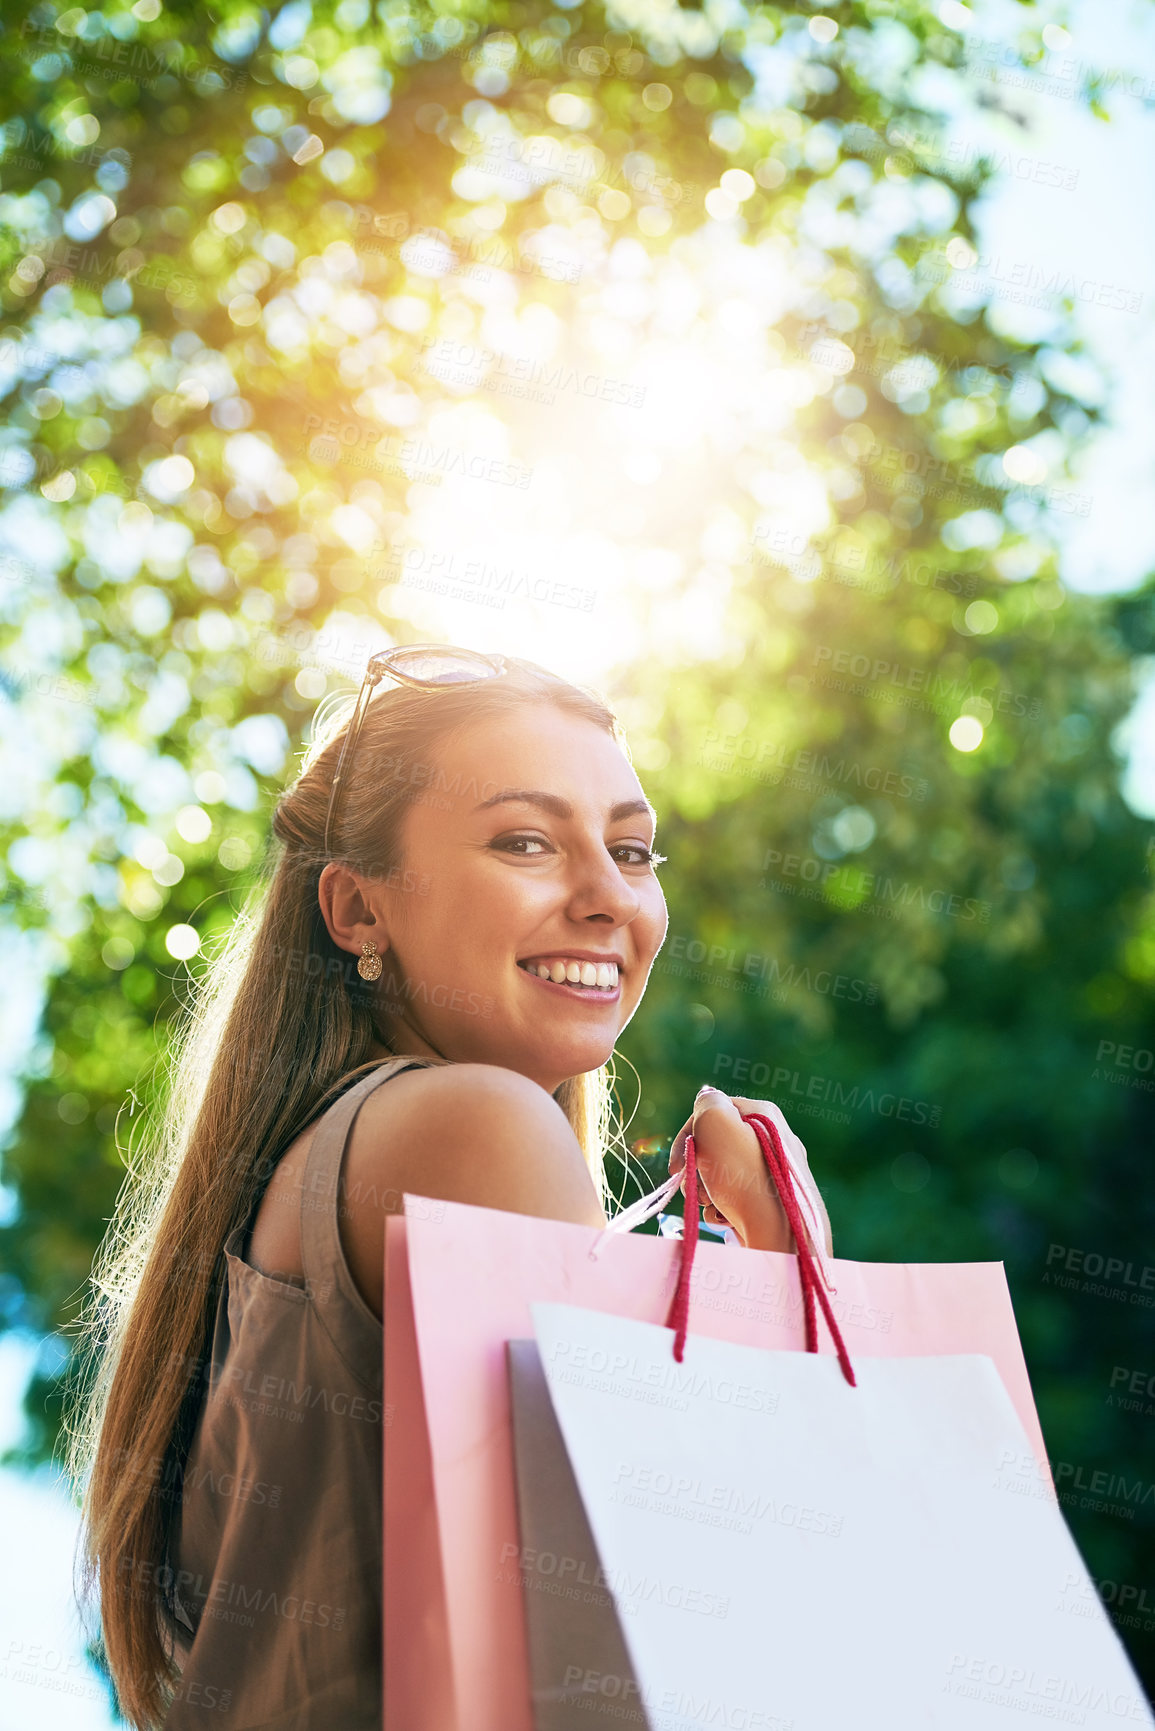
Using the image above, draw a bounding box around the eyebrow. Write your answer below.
[474,789,656,825]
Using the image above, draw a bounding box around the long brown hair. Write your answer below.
[72,654,630,1728]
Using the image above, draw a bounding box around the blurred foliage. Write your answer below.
[0,0,1153,1693]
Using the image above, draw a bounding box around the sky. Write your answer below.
[3,1,1155,1724]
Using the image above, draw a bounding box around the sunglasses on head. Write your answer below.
[323,644,509,855]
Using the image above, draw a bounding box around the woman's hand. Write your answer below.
[668,1086,834,1257]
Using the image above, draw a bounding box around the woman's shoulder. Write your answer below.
[357,1056,568,1132]
[252,1058,606,1317]
[252,1060,571,1235]
[348,1059,604,1224]
[349,1059,601,1219]
[339,1059,606,1313]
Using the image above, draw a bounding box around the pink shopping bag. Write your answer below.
[382,1169,1051,1731]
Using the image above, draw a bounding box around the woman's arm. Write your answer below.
[339,1063,608,1314]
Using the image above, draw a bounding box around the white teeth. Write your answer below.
[522,958,620,990]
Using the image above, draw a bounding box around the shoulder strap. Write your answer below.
[299,1055,440,1383]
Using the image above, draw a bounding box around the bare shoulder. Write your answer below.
[337,1062,607,1315]
[348,1062,607,1224]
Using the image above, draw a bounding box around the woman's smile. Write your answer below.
[516,951,623,1001]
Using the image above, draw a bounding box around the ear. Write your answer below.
[318,862,391,958]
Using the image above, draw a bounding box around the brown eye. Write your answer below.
[491,833,553,856]
[613,844,666,868]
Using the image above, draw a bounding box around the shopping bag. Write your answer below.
[506,1339,645,1729]
[529,1300,1155,1731]
[383,1105,1052,1731]
[382,1207,457,1729]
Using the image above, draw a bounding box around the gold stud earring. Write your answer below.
[357,940,383,982]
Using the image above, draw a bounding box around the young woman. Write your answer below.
[75,646,833,1729]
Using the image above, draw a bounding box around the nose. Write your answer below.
[565,838,644,927]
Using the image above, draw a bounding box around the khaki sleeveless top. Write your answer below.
[165,1055,437,1730]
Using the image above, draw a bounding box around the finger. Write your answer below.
[692,1089,762,1182]
[669,1087,731,1174]
[668,1117,692,1177]
[672,1134,720,1214]
[692,1085,746,1137]
[731,1097,811,1164]
[734,1097,832,1256]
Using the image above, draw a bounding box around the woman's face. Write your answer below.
[352,703,668,1092]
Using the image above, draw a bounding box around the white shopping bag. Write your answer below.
[530,1302,1154,1731]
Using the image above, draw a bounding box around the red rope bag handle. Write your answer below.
[664,1110,856,1387]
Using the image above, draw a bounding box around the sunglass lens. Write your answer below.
[390,648,498,684]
